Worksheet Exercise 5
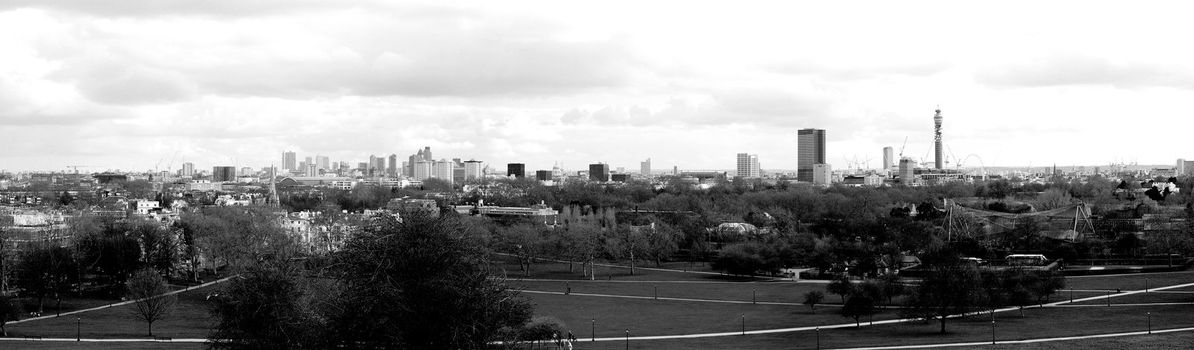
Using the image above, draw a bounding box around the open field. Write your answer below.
[0,341,206,349]
[2,259,1191,349]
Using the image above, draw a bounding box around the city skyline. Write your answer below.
[4,2,1194,172]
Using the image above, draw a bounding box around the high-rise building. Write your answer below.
[413,160,432,181]
[407,147,432,177]
[813,163,832,185]
[883,147,894,170]
[305,163,318,177]
[282,151,297,171]
[387,154,398,176]
[899,158,916,185]
[464,160,484,180]
[736,153,760,178]
[535,170,552,181]
[316,155,330,171]
[180,162,195,176]
[212,166,237,182]
[640,158,651,177]
[934,108,944,170]
[507,163,526,178]
[797,129,826,182]
[589,163,610,182]
[1178,159,1187,176]
[432,159,454,184]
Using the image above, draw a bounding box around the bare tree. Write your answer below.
[126,268,176,337]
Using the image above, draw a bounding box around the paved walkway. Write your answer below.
[521,289,847,307]
[8,275,237,325]
[834,326,1194,350]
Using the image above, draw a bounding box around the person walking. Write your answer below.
[567,330,577,343]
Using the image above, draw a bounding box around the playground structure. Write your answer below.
[943,198,1097,242]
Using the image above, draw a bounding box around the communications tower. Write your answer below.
[934,108,943,170]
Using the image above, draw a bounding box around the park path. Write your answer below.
[493,252,734,277]
[7,275,238,326]
[520,289,846,307]
[832,326,1194,350]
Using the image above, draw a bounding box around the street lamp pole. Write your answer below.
[592,319,595,342]
[741,314,745,335]
[816,327,821,350]
[1148,312,1152,334]
[76,317,80,341]
[625,329,629,350]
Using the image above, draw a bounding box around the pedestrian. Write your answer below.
[565,339,573,350]
[566,282,571,295]
[568,330,577,342]
[553,332,561,349]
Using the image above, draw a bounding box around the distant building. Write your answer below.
[611,173,630,182]
[407,147,432,177]
[736,153,760,178]
[535,170,552,181]
[387,154,398,176]
[589,163,610,182]
[212,166,237,182]
[899,158,916,185]
[641,158,651,177]
[797,128,826,182]
[180,162,195,177]
[316,155,330,171]
[812,163,831,185]
[883,147,894,170]
[507,163,525,178]
[413,160,432,181]
[464,160,484,180]
[305,163,318,177]
[282,151,297,171]
[432,159,454,184]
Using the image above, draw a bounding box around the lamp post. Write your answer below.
[591,319,595,342]
[1148,312,1152,334]
[76,317,80,341]
[753,288,757,304]
[625,329,629,350]
[816,327,821,350]
[741,314,745,335]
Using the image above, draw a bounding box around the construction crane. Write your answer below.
[898,136,909,159]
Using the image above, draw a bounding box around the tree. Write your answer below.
[803,291,824,313]
[901,264,983,334]
[826,276,855,303]
[840,293,876,327]
[321,212,533,348]
[126,268,176,337]
[15,244,77,314]
[0,295,19,336]
[208,262,322,349]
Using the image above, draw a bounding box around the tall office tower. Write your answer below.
[432,159,454,184]
[464,160,484,180]
[212,166,237,182]
[899,158,916,185]
[641,158,651,177]
[452,160,465,184]
[305,163,318,177]
[934,108,944,170]
[387,154,398,176]
[373,157,386,176]
[181,162,195,176]
[282,151,297,171]
[407,147,432,177]
[413,160,433,181]
[883,147,894,170]
[507,163,526,178]
[1178,159,1187,176]
[589,163,610,182]
[240,167,254,176]
[316,155,330,171]
[813,163,832,185]
[797,129,826,182]
[736,153,761,178]
[535,170,552,181]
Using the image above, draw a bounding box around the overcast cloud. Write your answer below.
[2,1,1194,173]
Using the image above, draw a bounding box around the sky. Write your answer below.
[2,1,1193,173]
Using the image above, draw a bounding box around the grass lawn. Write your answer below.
[1064,270,1194,291]
[516,280,878,306]
[7,286,221,340]
[525,291,903,339]
[0,341,206,349]
[567,303,1194,349]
